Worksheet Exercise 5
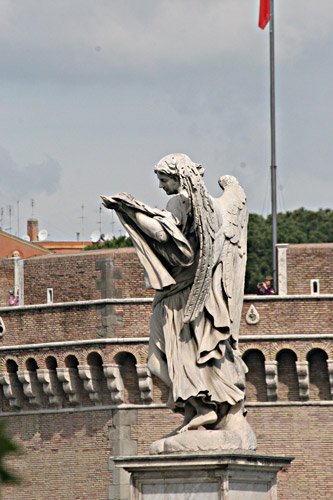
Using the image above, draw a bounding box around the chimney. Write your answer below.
[27,218,39,241]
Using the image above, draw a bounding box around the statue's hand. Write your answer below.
[101,193,132,210]
[100,195,116,209]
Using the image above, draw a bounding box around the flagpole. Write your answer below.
[269,0,277,290]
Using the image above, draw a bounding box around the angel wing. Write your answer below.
[214,175,248,345]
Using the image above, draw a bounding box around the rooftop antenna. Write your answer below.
[0,207,4,231]
[97,205,102,234]
[110,209,115,234]
[6,205,14,234]
[31,198,35,217]
[17,200,20,237]
[78,204,87,241]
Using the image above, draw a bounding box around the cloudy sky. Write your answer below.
[0,0,332,241]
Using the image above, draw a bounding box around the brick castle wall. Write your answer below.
[0,245,332,500]
[1,296,332,348]
[240,297,333,336]
[1,329,332,499]
[286,243,333,294]
[0,259,15,307]
[2,244,332,306]
[2,411,113,500]
[22,248,154,305]
[2,403,332,500]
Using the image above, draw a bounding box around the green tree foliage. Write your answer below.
[245,208,333,294]
[84,235,133,251]
[0,421,19,484]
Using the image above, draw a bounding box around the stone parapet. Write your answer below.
[115,453,293,500]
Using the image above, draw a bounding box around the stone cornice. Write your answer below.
[0,293,332,313]
[1,334,333,352]
[0,400,332,418]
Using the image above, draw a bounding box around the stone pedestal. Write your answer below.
[114,453,293,500]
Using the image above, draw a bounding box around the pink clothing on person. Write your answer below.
[8,296,19,306]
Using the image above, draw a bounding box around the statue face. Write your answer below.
[156,172,181,195]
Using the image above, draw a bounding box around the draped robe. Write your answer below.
[115,191,247,413]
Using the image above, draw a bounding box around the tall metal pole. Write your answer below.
[269,0,277,289]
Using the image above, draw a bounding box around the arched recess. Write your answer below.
[243,349,267,402]
[87,352,103,367]
[65,355,79,368]
[276,349,299,401]
[307,349,330,400]
[4,358,26,409]
[42,355,65,405]
[62,354,87,406]
[6,359,19,374]
[26,357,39,371]
[24,357,46,407]
[87,351,107,404]
[46,356,58,370]
[114,352,141,405]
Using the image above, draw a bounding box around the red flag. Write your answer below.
[259,0,270,29]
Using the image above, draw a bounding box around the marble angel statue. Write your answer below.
[101,153,256,452]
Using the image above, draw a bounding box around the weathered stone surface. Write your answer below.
[103,364,125,404]
[115,453,294,500]
[37,368,63,407]
[102,153,255,447]
[150,429,243,455]
[245,304,260,325]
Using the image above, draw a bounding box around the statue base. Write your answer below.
[150,428,257,455]
[114,452,293,500]
[150,402,258,454]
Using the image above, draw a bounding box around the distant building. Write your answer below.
[0,218,90,260]
[34,240,91,253]
[0,227,52,259]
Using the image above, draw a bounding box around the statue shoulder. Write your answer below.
[165,191,191,221]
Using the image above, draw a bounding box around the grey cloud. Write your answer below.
[0,148,62,201]
[1,1,332,82]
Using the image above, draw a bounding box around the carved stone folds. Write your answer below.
[0,372,24,409]
[327,359,333,399]
[56,367,83,405]
[37,368,63,408]
[264,361,278,401]
[78,365,103,405]
[136,364,153,403]
[295,361,310,401]
[103,364,124,404]
[17,370,43,407]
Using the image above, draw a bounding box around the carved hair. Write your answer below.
[155,153,218,322]
[154,153,204,181]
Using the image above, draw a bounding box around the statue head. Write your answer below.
[154,154,216,243]
[156,171,181,195]
[154,153,204,192]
